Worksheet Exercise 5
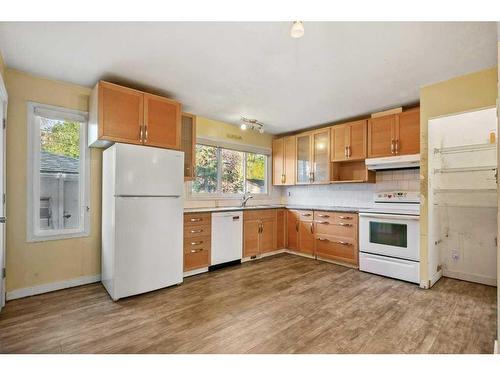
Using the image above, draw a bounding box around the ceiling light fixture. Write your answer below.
[240,117,265,134]
[290,21,304,39]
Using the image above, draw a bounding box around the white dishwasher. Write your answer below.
[211,211,243,269]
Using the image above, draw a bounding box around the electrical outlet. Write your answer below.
[288,191,291,197]
[451,250,460,261]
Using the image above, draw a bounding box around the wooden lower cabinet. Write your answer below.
[314,211,359,266]
[286,209,359,266]
[183,213,211,271]
[243,209,285,258]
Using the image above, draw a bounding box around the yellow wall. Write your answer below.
[420,67,498,285]
[5,69,102,293]
[0,52,5,82]
[196,116,273,149]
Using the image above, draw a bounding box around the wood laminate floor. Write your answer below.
[0,253,497,353]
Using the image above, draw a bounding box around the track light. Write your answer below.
[240,117,265,134]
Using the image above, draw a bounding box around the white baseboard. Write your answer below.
[443,270,497,287]
[6,274,101,301]
[495,340,498,354]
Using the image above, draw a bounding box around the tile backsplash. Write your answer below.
[283,169,420,208]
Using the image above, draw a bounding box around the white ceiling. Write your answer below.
[0,22,497,134]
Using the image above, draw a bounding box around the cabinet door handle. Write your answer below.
[281,174,286,184]
[344,146,348,158]
[144,124,149,143]
[190,248,204,253]
[190,241,203,245]
[190,229,203,234]
[139,126,144,142]
[317,237,329,242]
[336,223,353,227]
[310,222,314,234]
[295,222,299,232]
[395,139,399,154]
[338,216,352,220]
[333,240,351,246]
[317,214,330,218]
[348,146,352,158]
[315,221,329,224]
[189,218,202,222]
[301,213,312,217]
[391,139,395,154]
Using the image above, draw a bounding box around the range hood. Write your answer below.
[365,154,420,170]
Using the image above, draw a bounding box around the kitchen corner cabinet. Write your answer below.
[286,210,314,256]
[367,107,420,158]
[331,120,367,162]
[296,129,330,184]
[181,113,196,180]
[243,210,277,257]
[272,136,296,186]
[88,81,182,150]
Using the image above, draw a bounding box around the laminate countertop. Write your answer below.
[184,204,368,214]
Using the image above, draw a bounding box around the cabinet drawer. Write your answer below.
[244,209,276,221]
[313,211,335,224]
[184,248,210,271]
[315,235,358,265]
[315,220,357,238]
[333,212,358,225]
[184,224,211,239]
[297,210,314,222]
[184,213,211,226]
[183,235,211,253]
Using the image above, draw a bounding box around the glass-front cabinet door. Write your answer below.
[312,129,330,183]
[296,134,312,184]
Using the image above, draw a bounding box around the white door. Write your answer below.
[114,196,183,300]
[114,143,184,197]
[0,81,6,311]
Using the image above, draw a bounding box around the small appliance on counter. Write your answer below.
[358,191,420,284]
[101,143,184,301]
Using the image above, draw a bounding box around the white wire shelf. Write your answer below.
[433,142,496,155]
[433,166,497,174]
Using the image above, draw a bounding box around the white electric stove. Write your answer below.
[358,191,421,284]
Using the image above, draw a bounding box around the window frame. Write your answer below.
[26,102,91,242]
[189,140,271,200]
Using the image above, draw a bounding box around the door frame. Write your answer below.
[0,70,8,311]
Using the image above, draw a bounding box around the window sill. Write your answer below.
[27,229,90,243]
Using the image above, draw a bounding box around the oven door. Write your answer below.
[359,213,420,261]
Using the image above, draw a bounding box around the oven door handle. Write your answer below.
[359,212,420,221]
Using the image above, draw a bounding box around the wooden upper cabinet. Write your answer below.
[143,93,181,150]
[331,120,367,162]
[88,81,182,150]
[272,136,296,186]
[312,129,330,184]
[396,107,420,155]
[347,120,367,160]
[272,138,285,185]
[181,113,196,180]
[367,114,396,158]
[367,108,420,158]
[283,136,296,185]
[92,81,144,146]
[331,124,348,162]
[296,133,312,184]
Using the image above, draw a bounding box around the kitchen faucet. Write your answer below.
[241,194,254,207]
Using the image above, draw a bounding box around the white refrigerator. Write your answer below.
[101,143,184,301]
